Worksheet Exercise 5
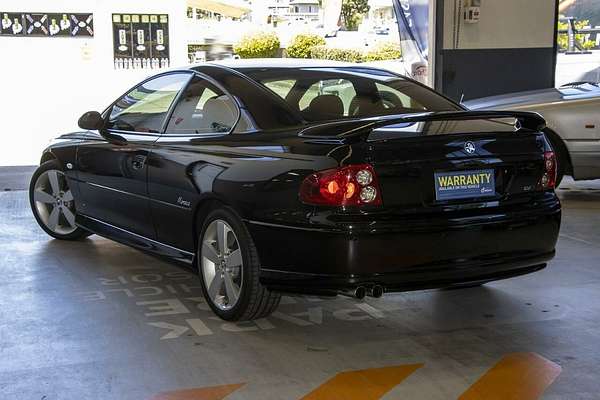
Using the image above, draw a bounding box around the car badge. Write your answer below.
[464,141,476,154]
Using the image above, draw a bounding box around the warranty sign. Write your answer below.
[434,169,495,201]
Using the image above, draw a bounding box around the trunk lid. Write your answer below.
[298,110,550,212]
[366,119,547,209]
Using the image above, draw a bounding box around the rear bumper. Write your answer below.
[570,151,600,180]
[259,252,552,294]
[247,196,561,293]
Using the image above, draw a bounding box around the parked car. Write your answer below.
[314,23,339,38]
[30,59,561,321]
[374,26,390,35]
[465,82,600,185]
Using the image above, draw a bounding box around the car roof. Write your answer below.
[187,59,408,82]
[196,58,355,71]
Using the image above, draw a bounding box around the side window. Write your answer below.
[374,82,426,111]
[166,76,238,135]
[263,79,296,99]
[107,73,190,133]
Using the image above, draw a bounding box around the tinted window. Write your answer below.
[193,65,303,130]
[375,82,425,110]
[107,73,190,133]
[166,76,238,135]
[263,79,295,99]
[246,67,461,122]
[299,79,356,116]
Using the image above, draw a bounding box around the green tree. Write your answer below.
[341,0,370,31]
[557,19,597,51]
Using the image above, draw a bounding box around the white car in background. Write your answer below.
[314,24,339,38]
[465,82,600,185]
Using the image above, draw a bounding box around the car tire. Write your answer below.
[29,160,91,240]
[197,206,281,321]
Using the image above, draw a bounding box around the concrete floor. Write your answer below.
[0,165,37,191]
[1,172,599,400]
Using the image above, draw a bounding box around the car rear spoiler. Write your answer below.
[298,110,546,140]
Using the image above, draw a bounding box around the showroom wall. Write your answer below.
[0,0,188,166]
[435,0,558,101]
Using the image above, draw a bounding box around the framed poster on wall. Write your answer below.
[70,13,94,36]
[112,13,133,66]
[24,13,48,36]
[132,14,151,60]
[1,13,24,35]
[150,14,170,59]
[112,13,169,70]
[47,14,72,37]
[0,11,93,37]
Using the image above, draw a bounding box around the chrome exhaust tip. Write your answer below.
[355,286,366,300]
[370,285,384,298]
[338,286,366,299]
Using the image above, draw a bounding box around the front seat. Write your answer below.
[304,94,344,121]
[168,83,209,133]
[349,95,387,117]
[203,96,237,132]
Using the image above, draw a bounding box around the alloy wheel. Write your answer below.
[201,219,243,311]
[33,169,77,235]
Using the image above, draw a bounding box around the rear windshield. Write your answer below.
[244,67,461,122]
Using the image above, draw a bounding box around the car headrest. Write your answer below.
[349,95,386,116]
[306,94,344,120]
[203,96,237,131]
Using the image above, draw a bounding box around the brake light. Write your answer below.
[299,164,382,206]
[540,151,557,190]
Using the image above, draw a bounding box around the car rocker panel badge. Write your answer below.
[177,196,191,208]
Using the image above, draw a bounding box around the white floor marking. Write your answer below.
[148,322,189,340]
[137,298,191,316]
[187,318,214,336]
[559,233,594,245]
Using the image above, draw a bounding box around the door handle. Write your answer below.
[132,155,147,170]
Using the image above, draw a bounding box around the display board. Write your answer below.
[112,14,170,70]
[0,12,93,37]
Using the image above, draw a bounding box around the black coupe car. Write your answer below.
[30,60,561,321]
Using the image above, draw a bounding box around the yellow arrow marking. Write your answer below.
[458,352,561,400]
[147,352,561,400]
[300,364,423,400]
[150,383,245,400]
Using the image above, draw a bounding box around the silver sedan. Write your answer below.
[465,82,600,185]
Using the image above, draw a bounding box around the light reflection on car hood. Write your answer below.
[465,83,600,110]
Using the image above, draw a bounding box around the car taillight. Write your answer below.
[299,164,382,206]
[540,151,557,190]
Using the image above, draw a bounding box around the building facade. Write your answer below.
[0,0,190,165]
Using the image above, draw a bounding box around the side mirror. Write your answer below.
[78,111,104,131]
